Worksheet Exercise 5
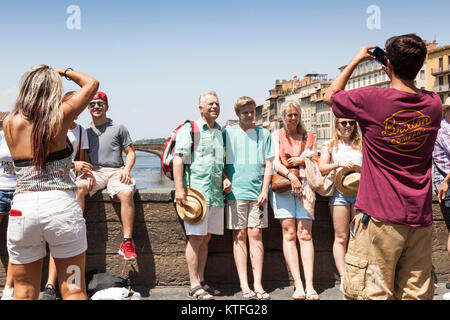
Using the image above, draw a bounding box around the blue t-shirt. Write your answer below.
[223,125,273,201]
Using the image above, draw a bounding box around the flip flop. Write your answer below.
[255,291,271,300]
[306,289,320,300]
[242,290,257,300]
[188,285,214,300]
[292,287,306,300]
[201,282,222,296]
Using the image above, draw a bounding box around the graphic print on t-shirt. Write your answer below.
[381,109,432,152]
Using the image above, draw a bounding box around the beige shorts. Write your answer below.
[344,212,434,300]
[184,206,224,236]
[78,167,136,198]
[225,200,268,230]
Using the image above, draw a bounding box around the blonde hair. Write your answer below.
[10,64,63,169]
[328,118,362,152]
[234,96,256,113]
[199,91,218,107]
[279,100,307,137]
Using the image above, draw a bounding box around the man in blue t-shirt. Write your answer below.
[222,96,273,300]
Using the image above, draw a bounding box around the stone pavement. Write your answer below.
[137,282,449,300]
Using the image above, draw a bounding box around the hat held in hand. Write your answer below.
[176,188,206,224]
[335,165,361,196]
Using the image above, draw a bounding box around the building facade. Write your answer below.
[427,45,450,103]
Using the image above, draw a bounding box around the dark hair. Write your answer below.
[63,91,76,101]
[385,34,427,80]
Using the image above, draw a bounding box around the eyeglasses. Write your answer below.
[89,101,105,108]
[339,121,356,127]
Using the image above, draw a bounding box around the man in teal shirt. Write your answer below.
[173,91,228,300]
[223,96,273,300]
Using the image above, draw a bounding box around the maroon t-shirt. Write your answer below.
[331,87,442,227]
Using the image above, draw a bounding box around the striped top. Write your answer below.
[14,156,76,194]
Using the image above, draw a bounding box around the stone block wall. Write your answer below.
[0,189,448,288]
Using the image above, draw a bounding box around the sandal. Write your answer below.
[306,289,320,300]
[242,290,256,300]
[292,287,306,300]
[201,281,222,296]
[188,285,214,300]
[255,291,271,300]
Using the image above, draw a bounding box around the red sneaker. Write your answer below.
[118,240,137,260]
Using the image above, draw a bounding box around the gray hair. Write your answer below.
[199,90,218,107]
[279,100,305,134]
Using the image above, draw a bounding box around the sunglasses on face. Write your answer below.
[89,101,105,108]
[339,121,356,127]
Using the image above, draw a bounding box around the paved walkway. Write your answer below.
[140,282,448,300]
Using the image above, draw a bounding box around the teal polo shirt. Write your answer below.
[223,125,273,201]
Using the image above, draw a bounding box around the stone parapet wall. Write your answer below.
[0,189,448,288]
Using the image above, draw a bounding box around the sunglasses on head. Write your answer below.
[89,101,105,108]
[339,121,356,127]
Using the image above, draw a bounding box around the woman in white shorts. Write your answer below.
[318,118,362,292]
[4,65,99,300]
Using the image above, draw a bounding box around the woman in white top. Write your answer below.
[0,130,17,300]
[318,118,362,292]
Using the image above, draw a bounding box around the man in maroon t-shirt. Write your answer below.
[324,34,442,300]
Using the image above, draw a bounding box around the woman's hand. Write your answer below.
[287,157,304,167]
[289,174,303,199]
[74,161,93,174]
[338,161,356,170]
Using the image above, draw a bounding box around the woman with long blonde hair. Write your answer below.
[318,118,362,292]
[4,65,98,300]
[270,100,320,300]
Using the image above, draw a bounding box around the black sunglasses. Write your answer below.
[89,101,105,108]
[339,121,356,127]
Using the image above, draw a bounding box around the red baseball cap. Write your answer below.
[93,91,108,105]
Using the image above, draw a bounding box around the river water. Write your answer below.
[128,151,174,189]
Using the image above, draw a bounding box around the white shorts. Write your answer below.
[77,167,136,198]
[184,206,224,236]
[7,190,87,265]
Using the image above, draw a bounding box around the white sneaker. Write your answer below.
[1,286,14,300]
[443,292,450,300]
[339,276,344,294]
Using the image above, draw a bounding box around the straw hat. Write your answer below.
[176,188,207,224]
[335,165,361,196]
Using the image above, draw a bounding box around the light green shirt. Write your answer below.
[223,125,273,201]
[174,118,224,208]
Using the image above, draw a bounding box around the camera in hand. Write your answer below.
[371,47,388,67]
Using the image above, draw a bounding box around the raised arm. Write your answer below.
[323,46,376,106]
[55,68,99,126]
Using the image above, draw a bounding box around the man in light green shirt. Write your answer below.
[173,91,229,300]
[222,96,273,300]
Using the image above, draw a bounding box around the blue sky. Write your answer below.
[1,0,449,140]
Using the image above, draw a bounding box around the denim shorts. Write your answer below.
[269,188,313,220]
[0,190,14,215]
[329,189,357,206]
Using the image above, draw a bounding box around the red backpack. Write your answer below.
[161,120,200,180]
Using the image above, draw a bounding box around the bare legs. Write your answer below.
[280,218,316,295]
[11,252,87,300]
[232,228,266,296]
[330,205,355,278]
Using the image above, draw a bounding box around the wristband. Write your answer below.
[287,172,292,179]
[63,68,74,80]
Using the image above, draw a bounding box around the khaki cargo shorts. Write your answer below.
[343,212,434,300]
[77,167,136,198]
[225,200,268,230]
